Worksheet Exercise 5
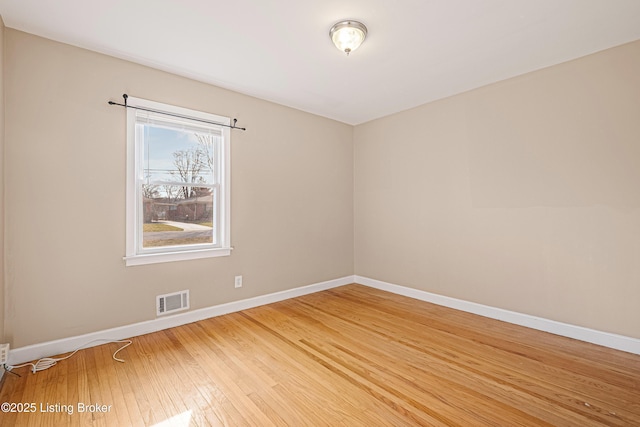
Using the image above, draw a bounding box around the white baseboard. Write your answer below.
[355,275,640,355]
[8,275,354,365]
[9,273,639,366]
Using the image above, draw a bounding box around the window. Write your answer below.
[124,97,231,266]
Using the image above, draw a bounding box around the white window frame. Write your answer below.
[124,97,231,266]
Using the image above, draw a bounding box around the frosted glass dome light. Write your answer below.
[330,21,367,56]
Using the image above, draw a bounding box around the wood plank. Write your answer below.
[1,284,639,426]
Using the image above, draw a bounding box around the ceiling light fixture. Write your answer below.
[329,20,367,56]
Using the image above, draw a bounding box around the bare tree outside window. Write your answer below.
[195,134,216,171]
[171,147,207,199]
[142,184,160,199]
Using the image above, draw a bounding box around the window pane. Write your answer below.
[141,124,218,185]
[142,184,214,248]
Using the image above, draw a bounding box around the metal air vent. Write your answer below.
[157,290,189,316]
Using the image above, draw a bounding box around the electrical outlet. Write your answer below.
[0,343,9,365]
[234,275,243,288]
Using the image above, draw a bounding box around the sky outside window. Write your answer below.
[141,124,215,187]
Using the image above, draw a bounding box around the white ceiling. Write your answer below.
[1,0,640,125]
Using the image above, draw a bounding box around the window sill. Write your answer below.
[124,247,231,266]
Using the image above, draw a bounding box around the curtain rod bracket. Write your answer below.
[107,93,246,131]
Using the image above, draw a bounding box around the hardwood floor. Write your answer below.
[1,284,639,426]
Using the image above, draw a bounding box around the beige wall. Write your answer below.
[355,40,640,339]
[3,29,353,347]
[3,26,639,348]
[0,17,5,344]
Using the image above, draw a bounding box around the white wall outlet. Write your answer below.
[0,343,9,365]
[234,275,243,288]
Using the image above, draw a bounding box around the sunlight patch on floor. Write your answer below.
[152,410,192,427]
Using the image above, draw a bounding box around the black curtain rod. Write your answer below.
[108,94,246,131]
